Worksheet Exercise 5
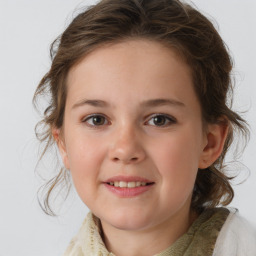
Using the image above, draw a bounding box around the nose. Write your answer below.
[108,125,146,164]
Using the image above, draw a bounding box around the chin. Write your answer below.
[101,209,155,231]
[110,219,151,231]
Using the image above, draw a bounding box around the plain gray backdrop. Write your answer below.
[0,0,255,255]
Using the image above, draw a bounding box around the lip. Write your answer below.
[103,175,155,198]
[104,175,153,183]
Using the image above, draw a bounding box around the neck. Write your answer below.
[101,207,198,256]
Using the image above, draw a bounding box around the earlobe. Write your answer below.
[52,127,70,169]
[199,121,229,169]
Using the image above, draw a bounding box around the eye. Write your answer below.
[83,114,109,127]
[146,114,176,127]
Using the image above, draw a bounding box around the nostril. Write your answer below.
[112,156,139,163]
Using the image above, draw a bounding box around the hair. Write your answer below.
[34,0,249,215]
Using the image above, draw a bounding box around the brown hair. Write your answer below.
[34,0,248,215]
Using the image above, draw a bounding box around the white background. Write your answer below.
[0,0,255,255]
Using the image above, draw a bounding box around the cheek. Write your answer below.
[152,131,202,190]
[154,131,201,169]
[66,141,104,205]
[65,137,105,185]
[66,133,102,165]
[155,146,198,212]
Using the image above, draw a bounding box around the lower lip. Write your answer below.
[104,183,154,197]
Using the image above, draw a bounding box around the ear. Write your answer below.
[52,127,70,169]
[199,121,229,169]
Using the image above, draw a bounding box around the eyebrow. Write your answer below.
[71,98,185,110]
[72,99,109,109]
[141,98,185,108]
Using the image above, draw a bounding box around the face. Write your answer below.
[58,40,208,233]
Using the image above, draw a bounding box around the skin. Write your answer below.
[54,40,228,256]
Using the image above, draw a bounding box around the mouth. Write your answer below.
[106,181,154,188]
[103,176,155,197]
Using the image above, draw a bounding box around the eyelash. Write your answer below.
[82,113,177,128]
[82,114,110,127]
[146,114,177,127]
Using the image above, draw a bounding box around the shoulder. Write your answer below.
[213,208,256,256]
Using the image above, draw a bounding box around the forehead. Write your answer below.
[66,39,198,111]
[67,39,190,82]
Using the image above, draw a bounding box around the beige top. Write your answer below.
[63,207,230,256]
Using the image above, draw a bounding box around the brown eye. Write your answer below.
[153,116,166,126]
[84,115,108,126]
[147,114,176,127]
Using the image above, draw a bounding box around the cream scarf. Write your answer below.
[63,208,256,256]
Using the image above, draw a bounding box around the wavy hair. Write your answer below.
[34,0,249,215]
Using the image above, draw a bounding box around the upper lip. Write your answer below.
[104,175,154,183]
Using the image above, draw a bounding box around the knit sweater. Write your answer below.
[63,207,256,256]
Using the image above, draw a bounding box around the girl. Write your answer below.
[34,0,256,255]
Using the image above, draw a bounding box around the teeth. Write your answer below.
[119,181,127,188]
[127,182,136,188]
[109,181,148,188]
[136,181,141,187]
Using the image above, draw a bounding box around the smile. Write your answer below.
[107,181,151,188]
[104,176,155,197]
